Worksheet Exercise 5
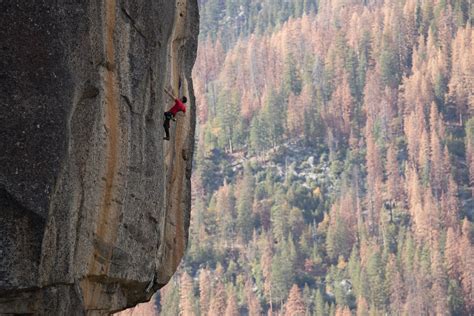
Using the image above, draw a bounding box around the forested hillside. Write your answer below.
[159,0,473,315]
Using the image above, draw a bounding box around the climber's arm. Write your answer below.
[164,88,177,100]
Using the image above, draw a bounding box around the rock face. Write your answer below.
[0,0,198,314]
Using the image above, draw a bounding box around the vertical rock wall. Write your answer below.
[0,0,198,314]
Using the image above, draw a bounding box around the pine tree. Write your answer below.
[386,142,402,203]
[314,290,326,316]
[385,255,404,314]
[225,288,239,316]
[179,272,196,316]
[460,219,474,313]
[215,183,237,247]
[448,278,465,315]
[199,269,212,315]
[466,118,474,197]
[160,280,180,316]
[431,243,449,315]
[326,201,355,261]
[283,53,303,96]
[448,26,472,124]
[245,279,262,316]
[261,234,274,304]
[261,89,287,148]
[271,240,294,305]
[356,296,369,316]
[271,202,290,243]
[366,249,386,310]
[209,280,227,315]
[379,34,401,88]
[237,164,255,241]
[429,102,444,197]
[249,114,268,154]
[365,128,383,237]
[285,284,306,316]
[216,89,241,152]
[445,227,460,279]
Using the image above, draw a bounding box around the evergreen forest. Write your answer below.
[156,0,473,315]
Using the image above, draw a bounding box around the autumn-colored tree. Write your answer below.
[335,306,352,316]
[224,288,239,316]
[448,26,473,124]
[199,269,211,315]
[327,74,353,136]
[460,219,474,313]
[179,272,195,316]
[385,255,405,314]
[442,175,460,230]
[445,227,460,279]
[326,193,357,261]
[466,118,474,196]
[418,126,430,184]
[245,279,262,316]
[209,280,226,315]
[356,296,369,316]
[284,284,305,316]
[365,127,383,236]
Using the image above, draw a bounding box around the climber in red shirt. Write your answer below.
[163,88,187,141]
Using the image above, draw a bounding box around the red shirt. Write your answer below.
[168,99,186,116]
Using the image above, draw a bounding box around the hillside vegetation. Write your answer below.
[159,0,473,315]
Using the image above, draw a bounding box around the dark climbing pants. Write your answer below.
[163,112,173,139]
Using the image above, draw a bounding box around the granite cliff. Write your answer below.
[0,0,198,314]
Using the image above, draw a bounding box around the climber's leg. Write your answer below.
[163,112,171,140]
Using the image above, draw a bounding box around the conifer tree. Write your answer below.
[355,296,368,316]
[179,272,196,316]
[285,284,306,316]
[225,288,239,316]
[209,280,227,315]
[460,219,474,313]
[199,269,212,315]
[445,227,460,279]
[314,290,326,316]
[237,164,255,241]
[160,280,180,316]
[466,118,474,196]
[245,279,262,316]
[431,243,449,315]
[366,249,386,310]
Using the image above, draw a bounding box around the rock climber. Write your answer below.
[163,88,187,141]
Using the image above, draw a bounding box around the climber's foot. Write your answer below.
[163,136,170,141]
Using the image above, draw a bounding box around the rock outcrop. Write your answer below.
[0,0,198,314]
